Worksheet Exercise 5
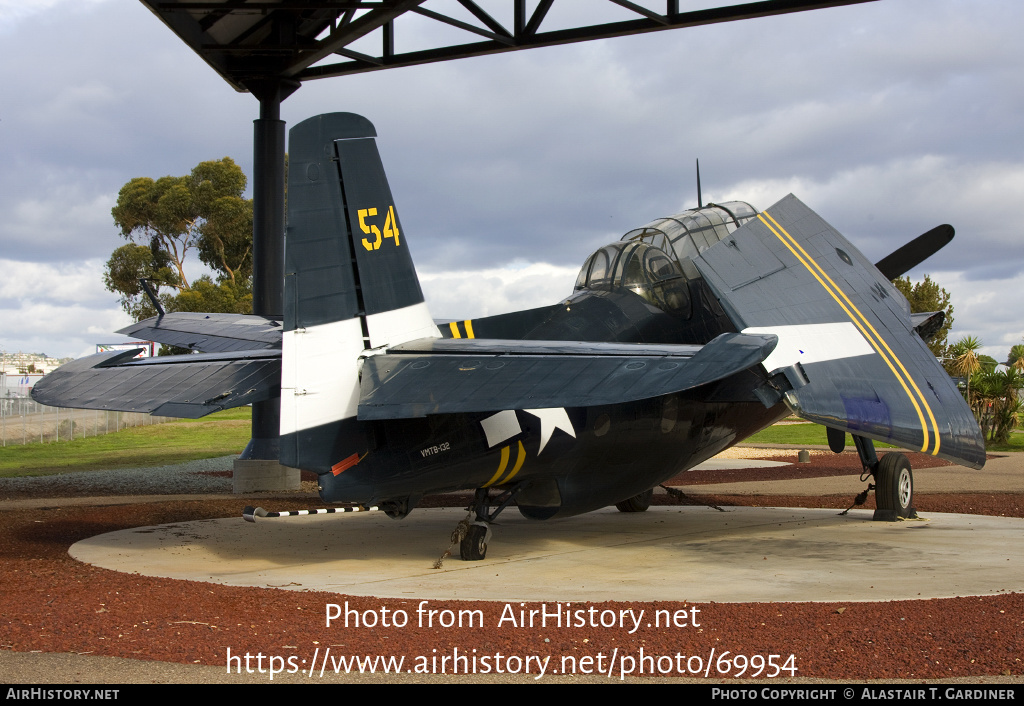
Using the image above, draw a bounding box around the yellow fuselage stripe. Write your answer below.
[483,446,510,487]
[503,441,526,483]
[757,211,939,455]
[449,320,476,339]
[482,441,528,487]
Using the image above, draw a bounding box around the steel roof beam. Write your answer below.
[276,0,426,78]
[143,0,875,92]
[457,0,512,39]
[300,0,875,81]
[412,6,515,46]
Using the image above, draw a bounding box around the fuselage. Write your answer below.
[319,247,787,518]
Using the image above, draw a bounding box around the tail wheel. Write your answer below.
[874,452,915,520]
[615,488,654,513]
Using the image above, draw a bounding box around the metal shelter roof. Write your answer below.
[141,0,876,94]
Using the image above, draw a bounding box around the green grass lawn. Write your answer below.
[0,408,253,477]
[743,422,882,447]
[982,434,1024,453]
[745,420,1024,452]
[3,408,1017,479]
[746,422,819,445]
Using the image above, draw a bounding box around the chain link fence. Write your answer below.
[0,395,173,447]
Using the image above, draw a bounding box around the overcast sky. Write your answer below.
[1,0,1022,361]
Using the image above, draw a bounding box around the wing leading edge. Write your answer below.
[692,194,985,469]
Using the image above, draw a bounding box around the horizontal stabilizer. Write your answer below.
[358,332,776,419]
[693,195,984,469]
[118,312,282,353]
[30,349,281,418]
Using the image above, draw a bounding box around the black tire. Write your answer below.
[874,452,915,520]
[460,524,488,560]
[615,488,654,513]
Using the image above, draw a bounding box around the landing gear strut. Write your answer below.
[852,435,916,521]
[459,486,523,561]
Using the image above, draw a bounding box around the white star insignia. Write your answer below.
[524,408,576,454]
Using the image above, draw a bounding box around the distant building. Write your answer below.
[0,344,153,398]
[0,352,70,377]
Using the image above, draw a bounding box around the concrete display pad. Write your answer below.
[70,505,1024,603]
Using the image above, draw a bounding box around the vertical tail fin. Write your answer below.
[280,113,437,471]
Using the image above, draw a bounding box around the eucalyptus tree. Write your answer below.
[892,275,954,359]
[105,158,253,320]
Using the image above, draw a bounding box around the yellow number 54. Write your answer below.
[359,206,401,251]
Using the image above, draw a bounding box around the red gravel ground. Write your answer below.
[2,452,1022,682]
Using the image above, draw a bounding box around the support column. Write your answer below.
[236,79,300,491]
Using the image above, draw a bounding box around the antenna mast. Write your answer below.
[696,159,703,209]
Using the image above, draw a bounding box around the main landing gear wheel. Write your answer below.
[873,452,916,521]
[615,488,654,512]
[457,486,521,561]
[460,523,490,561]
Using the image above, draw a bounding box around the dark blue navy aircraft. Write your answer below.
[35,113,985,560]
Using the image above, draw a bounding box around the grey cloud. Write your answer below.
[1,0,1021,358]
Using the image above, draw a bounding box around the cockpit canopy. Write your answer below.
[573,202,759,316]
[621,201,758,277]
[575,241,690,314]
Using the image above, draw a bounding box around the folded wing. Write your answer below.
[692,194,985,469]
[118,312,282,352]
[31,348,281,418]
[32,312,283,419]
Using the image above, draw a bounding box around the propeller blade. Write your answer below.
[875,224,954,280]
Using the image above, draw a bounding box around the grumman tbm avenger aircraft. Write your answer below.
[34,113,985,560]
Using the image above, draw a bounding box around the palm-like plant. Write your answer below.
[967,365,1024,444]
[948,336,983,407]
[945,339,1024,445]
[970,370,999,439]
[993,367,1024,444]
